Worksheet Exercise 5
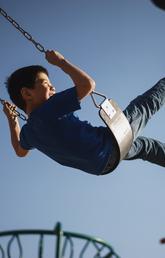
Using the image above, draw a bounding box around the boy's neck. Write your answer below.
[26,103,39,116]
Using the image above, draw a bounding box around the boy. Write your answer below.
[3,50,165,175]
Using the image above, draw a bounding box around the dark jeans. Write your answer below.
[123,78,165,167]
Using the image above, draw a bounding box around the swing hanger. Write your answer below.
[90,91,107,108]
[0,7,46,53]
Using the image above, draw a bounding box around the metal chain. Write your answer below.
[0,98,27,121]
[0,7,46,53]
[0,7,46,121]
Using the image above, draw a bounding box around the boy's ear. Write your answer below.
[21,87,32,100]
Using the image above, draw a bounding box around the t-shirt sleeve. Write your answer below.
[35,87,81,119]
[19,125,34,150]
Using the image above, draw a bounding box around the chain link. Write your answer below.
[0,98,27,121]
[0,7,46,53]
[0,7,47,121]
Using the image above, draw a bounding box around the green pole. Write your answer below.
[55,222,63,258]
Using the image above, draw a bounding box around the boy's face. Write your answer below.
[26,72,55,108]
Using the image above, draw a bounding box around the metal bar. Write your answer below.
[90,91,107,108]
[7,235,23,258]
[0,245,5,258]
[38,234,44,258]
[79,240,90,258]
[54,222,63,258]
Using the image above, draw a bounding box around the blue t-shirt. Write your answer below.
[20,87,113,175]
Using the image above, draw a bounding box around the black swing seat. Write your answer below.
[91,91,133,172]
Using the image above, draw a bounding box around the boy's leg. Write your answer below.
[124,136,165,167]
[123,78,165,166]
[123,78,165,139]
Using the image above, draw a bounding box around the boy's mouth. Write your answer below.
[49,87,56,97]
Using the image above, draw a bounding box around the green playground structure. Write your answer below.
[0,222,120,258]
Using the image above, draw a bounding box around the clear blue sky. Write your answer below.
[0,0,165,257]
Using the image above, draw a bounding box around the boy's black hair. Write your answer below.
[6,65,49,112]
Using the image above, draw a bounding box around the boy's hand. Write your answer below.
[45,50,65,67]
[3,101,29,157]
[3,101,17,121]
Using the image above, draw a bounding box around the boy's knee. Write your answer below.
[158,78,165,85]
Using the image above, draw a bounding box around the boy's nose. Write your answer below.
[49,85,55,92]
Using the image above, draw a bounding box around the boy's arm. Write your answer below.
[3,102,29,157]
[45,50,96,100]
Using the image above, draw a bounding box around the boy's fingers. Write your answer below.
[4,102,16,108]
[3,102,16,113]
[45,49,52,57]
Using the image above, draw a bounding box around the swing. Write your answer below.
[0,7,133,170]
[91,91,133,170]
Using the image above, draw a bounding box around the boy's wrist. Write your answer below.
[59,58,68,69]
[8,115,19,125]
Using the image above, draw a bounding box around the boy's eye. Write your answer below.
[43,80,49,85]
